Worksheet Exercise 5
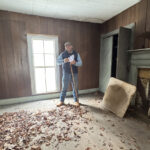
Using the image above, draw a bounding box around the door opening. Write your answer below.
[111,34,118,77]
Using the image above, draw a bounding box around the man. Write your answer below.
[56,42,82,107]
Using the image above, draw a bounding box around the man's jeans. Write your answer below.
[60,72,78,102]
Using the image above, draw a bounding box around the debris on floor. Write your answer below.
[0,94,150,150]
[100,77,136,118]
[0,104,90,150]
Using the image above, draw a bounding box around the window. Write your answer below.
[27,34,60,94]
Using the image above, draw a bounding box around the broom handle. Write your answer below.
[70,63,78,102]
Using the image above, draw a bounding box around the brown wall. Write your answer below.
[0,11,101,99]
[101,0,150,49]
[146,0,150,47]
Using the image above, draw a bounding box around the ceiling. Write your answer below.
[0,0,140,23]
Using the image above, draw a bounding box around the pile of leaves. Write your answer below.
[0,104,90,150]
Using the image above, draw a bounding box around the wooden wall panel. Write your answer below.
[101,0,148,49]
[0,21,17,98]
[146,0,150,32]
[0,20,32,99]
[0,10,101,99]
[10,21,32,97]
[145,0,150,47]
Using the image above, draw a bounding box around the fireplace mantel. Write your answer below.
[128,48,150,53]
[128,48,150,85]
[127,48,150,105]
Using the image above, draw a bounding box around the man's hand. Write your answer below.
[64,58,69,63]
[70,60,76,65]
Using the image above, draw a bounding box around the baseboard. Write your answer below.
[0,88,99,106]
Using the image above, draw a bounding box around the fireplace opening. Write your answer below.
[136,68,150,113]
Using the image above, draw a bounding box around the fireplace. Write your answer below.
[128,48,150,115]
[136,68,150,111]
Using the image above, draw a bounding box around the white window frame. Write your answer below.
[27,34,60,95]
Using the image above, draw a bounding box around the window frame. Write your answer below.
[27,34,60,95]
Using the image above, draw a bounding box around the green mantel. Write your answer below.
[128,48,150,105]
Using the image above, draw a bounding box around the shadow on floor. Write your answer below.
[80,103,112,116]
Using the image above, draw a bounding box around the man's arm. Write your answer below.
[75,53,82,67]
[56,53,64,65]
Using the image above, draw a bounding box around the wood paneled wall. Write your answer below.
[101,0,150,49]
[0,11,101,99]
[0,20,31,99]
[145,0,150,47]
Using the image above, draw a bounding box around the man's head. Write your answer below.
[64,42,73,53]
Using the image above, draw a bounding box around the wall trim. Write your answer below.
[0,88,99,106]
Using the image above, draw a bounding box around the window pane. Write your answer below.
[34,68,46,93]
[44,40,55,54]
[33,54,44,66]
[32,40,44,53]
[46,68,56,92]
[45,54,55,66]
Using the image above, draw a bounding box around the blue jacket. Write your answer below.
[57,50,82,74]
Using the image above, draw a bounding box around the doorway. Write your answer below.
[111,34,118,78]
[99,25,133,93]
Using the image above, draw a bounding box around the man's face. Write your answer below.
[65,45,73,53]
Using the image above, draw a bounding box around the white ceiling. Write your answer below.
[0,0,140,23]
